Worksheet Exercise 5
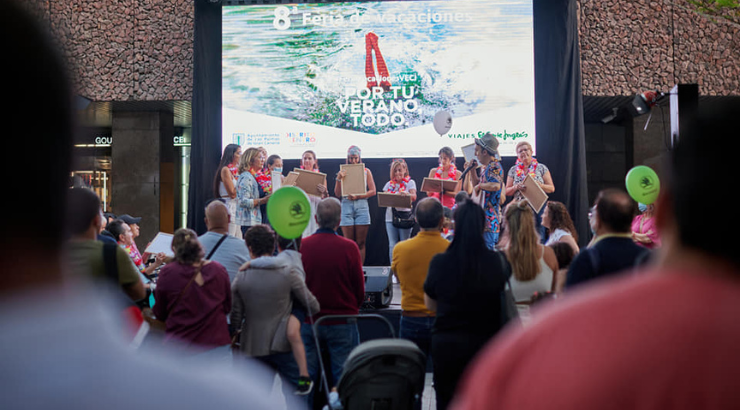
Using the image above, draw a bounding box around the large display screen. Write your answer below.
[222,0,535,159]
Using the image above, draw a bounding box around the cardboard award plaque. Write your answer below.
[421,177,459,194]
[290,168,327,197]
[340,163,367,197]
[522,174,548,214]
[377,192,413,208]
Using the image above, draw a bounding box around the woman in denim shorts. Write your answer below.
[334,145,376,263]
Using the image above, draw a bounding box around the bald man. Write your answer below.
[299,197,365,389]
[199,200,250,283]
[565,188,649,288]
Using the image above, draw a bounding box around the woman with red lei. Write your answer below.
[382,159,417,262]
[505,141,555,241]
[427,147,462,208]
[213,144,242,237]
[300,150,329,238]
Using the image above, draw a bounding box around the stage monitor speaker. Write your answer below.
[363,266,393,309]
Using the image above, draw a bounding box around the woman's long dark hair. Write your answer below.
[447,201,488,277]
[212,144,241,198]
[546,201,578,242]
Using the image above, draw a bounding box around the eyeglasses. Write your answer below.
[588,206,596,219]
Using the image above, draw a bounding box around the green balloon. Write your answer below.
[267,186,311,239]
[625,166,660,205]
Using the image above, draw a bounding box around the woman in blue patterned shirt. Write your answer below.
[236,147,269,238]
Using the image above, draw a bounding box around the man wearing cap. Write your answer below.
[468,133,505,249]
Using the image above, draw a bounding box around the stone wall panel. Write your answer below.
[27,0,739,100]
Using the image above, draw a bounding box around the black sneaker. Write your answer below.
[295,376,313,396]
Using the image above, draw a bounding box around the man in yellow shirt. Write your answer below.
[391,197,449,360]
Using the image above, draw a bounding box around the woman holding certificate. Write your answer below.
[335,145,376,263]
[427,147,462,208]
[505,141,555,240]
[300,150,329,238]
[382,159,417,262]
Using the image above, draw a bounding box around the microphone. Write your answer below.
[459,159,478,180]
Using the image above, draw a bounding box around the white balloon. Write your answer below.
[433,111,452,136]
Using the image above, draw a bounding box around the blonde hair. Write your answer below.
[239,147,261,174]
[504,200,541,281]
[389,159,408,181]
[516,141,533,153]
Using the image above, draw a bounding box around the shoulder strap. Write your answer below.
[206,234,229,260]
[163,264,202,320]
[102,242,119,284]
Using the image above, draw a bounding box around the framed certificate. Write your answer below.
[340,163,367,196]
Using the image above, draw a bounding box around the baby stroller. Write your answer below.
[313,314,427,410]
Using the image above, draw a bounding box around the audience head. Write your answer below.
[204,200,230,232]
[549,242,575,271]
[662,100,740,269]
[2,0,72,262]
[593,189,635,235]
[277,235,301,252]
[316,197,342,230]
[504,200,541,281]
[118,214,141,238]
[239,147,262,174]
[448,201,487,255]
[66,188,103,238]
[245,225,276,258]
[171,228,205,265]
[415,197,444,230]
[213,143,242,197]
[107,220,133,246]
[454,191,469,207]
[103,213,117,224]
[544,201,578,242]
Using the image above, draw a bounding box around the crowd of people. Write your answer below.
[63,127,671,410]
[5,1,740,409]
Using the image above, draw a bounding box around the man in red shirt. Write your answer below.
[300,197,365,391]
[452,102,740,410]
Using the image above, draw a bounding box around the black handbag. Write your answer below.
[391,207,415,229]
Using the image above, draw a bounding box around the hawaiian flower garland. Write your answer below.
[386,176,410,193]
[250,168,272,194]
[434,163,457,180]
[228,163,239,178]
[515,158,539,179]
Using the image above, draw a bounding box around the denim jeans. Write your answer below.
[399,316,434,362]
[386,221,412,263]
[301,322,360,389]
[256,351,306,410]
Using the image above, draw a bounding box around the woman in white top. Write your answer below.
[382,159,417,263]
[542,201,580,254]
[501,200,558,323]
[213,143,242,237]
